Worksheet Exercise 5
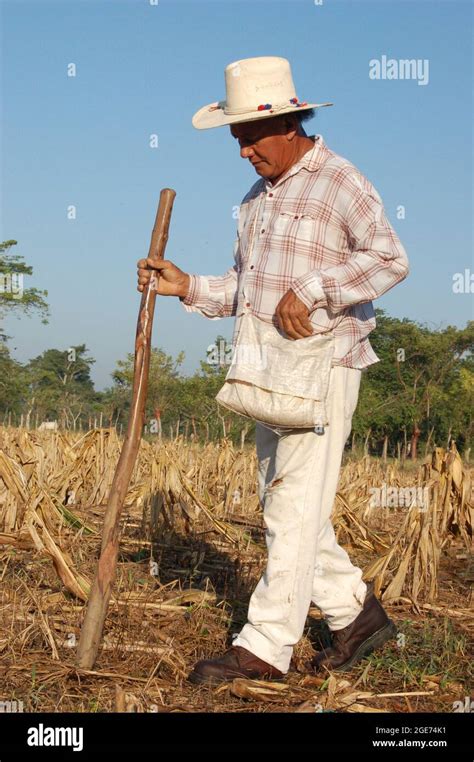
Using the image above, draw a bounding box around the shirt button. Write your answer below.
[250,265,254,269]
[246,301,251,307]
[268,193,273,197]
[294,215,299,219]
[261,228,265,233]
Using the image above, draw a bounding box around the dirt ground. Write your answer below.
[1,460,472,714]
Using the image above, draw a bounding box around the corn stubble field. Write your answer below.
[0,425,472,714]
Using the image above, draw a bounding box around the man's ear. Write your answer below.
[283,115,299,140]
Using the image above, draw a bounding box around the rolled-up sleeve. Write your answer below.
[291,175,409,312]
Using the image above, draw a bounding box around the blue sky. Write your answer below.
[1,0,472,389]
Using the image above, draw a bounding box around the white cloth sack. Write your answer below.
[215,312,335,429]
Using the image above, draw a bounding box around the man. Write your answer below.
[137,56,409,686]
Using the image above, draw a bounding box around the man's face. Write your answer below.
[230,116,298,182]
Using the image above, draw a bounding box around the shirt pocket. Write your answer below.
[272,210,349,273]
[272,211,318,241]
[268,212,320,277]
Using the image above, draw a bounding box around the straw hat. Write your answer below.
[192,56,333,130]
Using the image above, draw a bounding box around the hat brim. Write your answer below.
[192,100,333,130]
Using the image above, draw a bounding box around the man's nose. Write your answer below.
[240,146,254,159]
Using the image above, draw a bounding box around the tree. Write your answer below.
[353,311,474,457]
[0,343,29,417]
[0,239,50,423]
[179,334,255,442]
[106,347,185,434]
[26,344,97,427]
[0,240,49,326]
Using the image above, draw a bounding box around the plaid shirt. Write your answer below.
[180,134,409,368]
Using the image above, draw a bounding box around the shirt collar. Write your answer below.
[264,134,327,190]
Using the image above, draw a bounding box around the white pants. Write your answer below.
[232,365,367,673]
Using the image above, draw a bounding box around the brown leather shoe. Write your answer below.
[309,586,397,673]
[188,645,285,686]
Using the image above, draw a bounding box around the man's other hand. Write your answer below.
[275,288,314,340]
